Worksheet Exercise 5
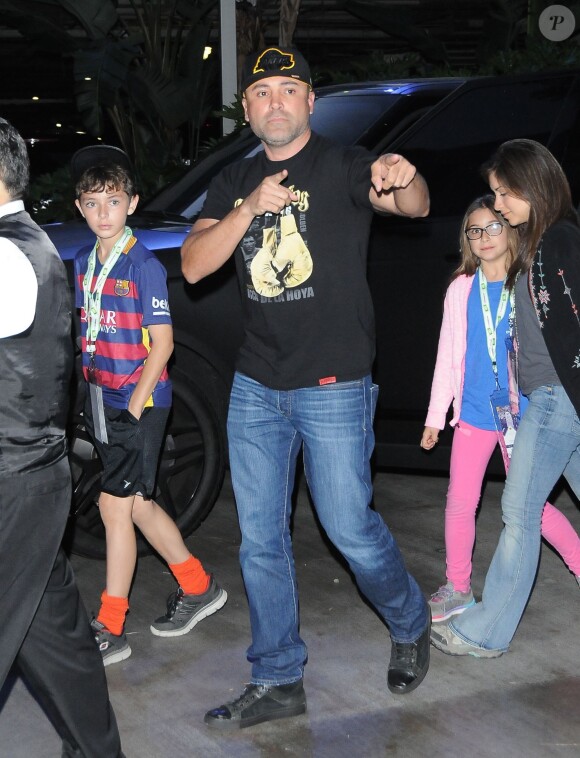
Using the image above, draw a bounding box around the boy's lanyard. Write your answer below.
[82,226,134,355]
[478,267,513,389]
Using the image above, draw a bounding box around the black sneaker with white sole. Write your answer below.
[204,680,307,729]
[90,618,132,667]
[150,575,227,637]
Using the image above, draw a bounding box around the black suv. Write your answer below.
[46,68,580,557]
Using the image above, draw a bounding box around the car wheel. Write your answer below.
[64,368,227,559]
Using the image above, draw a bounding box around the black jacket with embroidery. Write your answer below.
[529,218,580,416]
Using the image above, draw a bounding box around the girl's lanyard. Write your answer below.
[480,268,518,469]
[478,267,513,390]
[82,226,133,366]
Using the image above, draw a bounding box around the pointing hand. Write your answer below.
[371,153,417,194]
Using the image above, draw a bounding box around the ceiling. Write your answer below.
[0,0,492,174]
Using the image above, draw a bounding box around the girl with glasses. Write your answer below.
[421,193,580,624]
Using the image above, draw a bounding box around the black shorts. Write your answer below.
[84,402,170,499]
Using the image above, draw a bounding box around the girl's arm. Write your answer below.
[128,323,174,419]
[424,284,457,430]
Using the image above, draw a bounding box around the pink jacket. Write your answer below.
[425,274,475,430]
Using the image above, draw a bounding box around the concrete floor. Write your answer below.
[1,468,580,758]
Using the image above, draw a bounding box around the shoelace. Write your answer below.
[391,641,417,665]
[231,685,269,710]
[165,589,184,618]
[431,584,453,601]
[91,620,108,640]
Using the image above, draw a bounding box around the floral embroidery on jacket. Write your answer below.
[529,245,548,326]
[558,268,580,327]
[530,243,580,369]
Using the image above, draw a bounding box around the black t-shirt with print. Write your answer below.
[200,132,377,390]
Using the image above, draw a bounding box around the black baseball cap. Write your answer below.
[241,47,312,92]
[70,144,133,183]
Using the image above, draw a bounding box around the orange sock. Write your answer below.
[97,590,129,636]
[169,555,210,595]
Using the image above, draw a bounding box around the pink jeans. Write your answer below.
[446,420,580,591]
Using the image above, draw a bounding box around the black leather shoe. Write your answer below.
[204,680,307,729]
[387,610,431,694]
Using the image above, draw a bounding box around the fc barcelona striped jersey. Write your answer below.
[74,238,172,409]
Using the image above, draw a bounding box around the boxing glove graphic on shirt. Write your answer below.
[250,213,313,298]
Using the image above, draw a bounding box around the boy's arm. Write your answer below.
[128,323,174,419]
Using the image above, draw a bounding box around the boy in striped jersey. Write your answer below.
[72,146,226,666]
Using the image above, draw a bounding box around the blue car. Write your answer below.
[46,69,580,557]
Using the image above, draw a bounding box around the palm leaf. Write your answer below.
[72,40,138,135]
[56,0,118,38]
[175,0,219,26]
[0,0,78,53]
[127,66,195,129]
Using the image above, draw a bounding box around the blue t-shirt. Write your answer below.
[461,279,511,430]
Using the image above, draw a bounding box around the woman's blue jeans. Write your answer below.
[452,384,580,652]
[227,372,428,685]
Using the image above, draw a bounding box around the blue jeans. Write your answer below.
[452,385,580,652]
[227,372,428,685]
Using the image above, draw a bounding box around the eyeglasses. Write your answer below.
[465,222,504,240]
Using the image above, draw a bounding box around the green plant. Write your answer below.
[0,0,219,199]
[478,37,580,76]
[212,93,247,131]
[330,0,580,81]
[27,167,77,225]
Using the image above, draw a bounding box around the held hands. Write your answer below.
[371,153,417,194]
[243,169,298,217]
[420,426,439,450]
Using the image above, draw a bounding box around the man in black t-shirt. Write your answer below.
[181,46,432,730]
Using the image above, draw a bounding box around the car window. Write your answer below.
[310,93,403,145]
[142,130,260,218]
[178,144,266,219]
[387,73,580,216]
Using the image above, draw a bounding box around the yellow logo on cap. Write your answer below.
[253,48,296,75]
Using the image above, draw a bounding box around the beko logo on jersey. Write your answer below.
[152,296,170,314]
